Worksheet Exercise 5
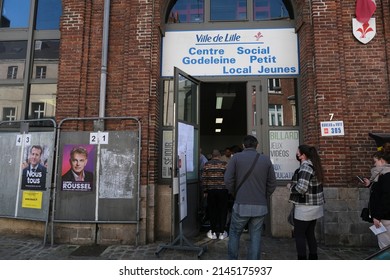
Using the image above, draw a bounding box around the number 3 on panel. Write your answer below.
[16,134,31,146]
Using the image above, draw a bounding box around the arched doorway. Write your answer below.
[160,0,301,239]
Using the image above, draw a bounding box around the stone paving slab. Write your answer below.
[0,234,378,260]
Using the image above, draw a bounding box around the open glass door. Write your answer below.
[155,68,206,257]
[172,67,200,232]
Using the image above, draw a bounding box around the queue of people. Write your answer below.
[200,136,389,260]
[201,136,276,259]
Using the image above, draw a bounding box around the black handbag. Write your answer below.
[361,180,375,223]
[360,207,373,223]
[287,204,295,226]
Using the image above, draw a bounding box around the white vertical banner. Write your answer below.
[178,152,187,221]
[177,122,194,221]
[269,130,300,180]
[178,122,194,172]
[162,130,173,179]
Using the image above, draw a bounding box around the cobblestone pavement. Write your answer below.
[0,233,379,260]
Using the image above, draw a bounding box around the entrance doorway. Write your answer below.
[198,78,299,236]
[199,82,247,155]
[161,0,299,242]
[200,78,299,154]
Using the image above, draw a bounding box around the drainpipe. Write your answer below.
[94,0,110,244]
[99,0,110,123]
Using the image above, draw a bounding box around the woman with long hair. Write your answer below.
[363,143,390,249]
[287,144,325,260]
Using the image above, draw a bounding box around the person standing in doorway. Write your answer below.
[220,147,233,163]
[199,148,208,173]
[287,144,325,260]
[224,135,277,259]
[202,149,229,240]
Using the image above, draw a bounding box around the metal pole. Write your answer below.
[99,0,111,119]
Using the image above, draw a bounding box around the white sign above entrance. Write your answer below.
[162,28,299,77]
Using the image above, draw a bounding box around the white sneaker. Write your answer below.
[207,230,217,239]
[219,231,228,240]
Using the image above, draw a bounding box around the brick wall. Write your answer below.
[298,0,390,186]
[291,0,390,246]
[55,0,162,245]
[52,0,390,246]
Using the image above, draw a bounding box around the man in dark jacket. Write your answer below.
[21,145,47,190]
[224,135,276,259]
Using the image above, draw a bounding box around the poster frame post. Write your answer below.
[155,153,207,258]
[51,116,141,246]
[0,118,57,245]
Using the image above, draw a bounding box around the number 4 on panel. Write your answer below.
[16,134,32,146]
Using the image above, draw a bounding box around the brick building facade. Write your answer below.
[1,0,390,247]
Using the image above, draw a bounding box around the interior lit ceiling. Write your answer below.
[199,82,247,136]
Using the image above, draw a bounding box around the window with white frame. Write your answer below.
[0,0,61,120]
[31,102,45,119]
[36,66,47,79]
[268,78,281,93]
[7,66,18,79]
[2,107,17,121]
[269,104,283,126]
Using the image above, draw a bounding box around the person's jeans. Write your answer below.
[228,209,265,260]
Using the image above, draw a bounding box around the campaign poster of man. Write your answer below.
[61,144,95,192]
[21,145,49,191]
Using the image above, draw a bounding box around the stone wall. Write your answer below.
[270,186,377,247]
[323,187,376,247]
